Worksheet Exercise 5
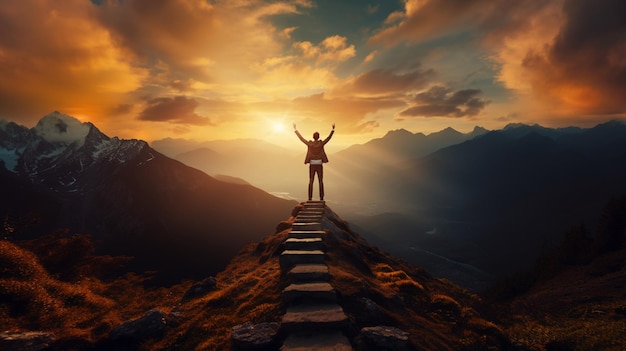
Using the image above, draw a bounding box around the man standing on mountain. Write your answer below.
[293,123,335,201]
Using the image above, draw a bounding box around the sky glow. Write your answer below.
[0,0,624,148]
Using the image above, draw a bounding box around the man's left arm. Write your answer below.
[323,123,335,144]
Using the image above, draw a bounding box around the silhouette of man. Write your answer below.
[293,123,335,201]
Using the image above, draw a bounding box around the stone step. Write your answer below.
[297,212,324,217]
[304,200,325,205]
[284,237,324,251]
[292,222,322,231]
[301,207,325,213]
[288,230,326,239]
[279,250,325,270]
[303,207,325,211]
[296,213,323,217]
[294,217,322,223]
[282,282,337,304]
[281,331,353,351]
[281,303,348,332]
[296,214,324,220]
[288,264,330,282]
[298,209,324,215]
[296,214,322,218]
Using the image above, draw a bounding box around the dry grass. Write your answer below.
[320,207,509,351]
[0,239,190,345]
[1,223,288,351]
[145,228,288,351]
[498,247,626,351]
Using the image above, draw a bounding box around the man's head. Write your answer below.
[313,132,320,140]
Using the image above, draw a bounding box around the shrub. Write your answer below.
[431,294,462,315]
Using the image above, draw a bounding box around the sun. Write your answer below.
[272,121,286,133]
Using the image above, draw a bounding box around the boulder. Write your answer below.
[0,331,55,351]
[358,326,410,351]
[362,298,387,322]
[276,220,292,233]
[109,309,167,341]
[182,276,217,301]
[231,322,279,351]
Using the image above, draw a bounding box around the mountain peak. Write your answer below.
[34,111,91,147]
[383,128,413,138]
[472,126,488,133]
[430,126,461,137]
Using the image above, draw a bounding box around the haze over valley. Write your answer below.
[150,119,626,291]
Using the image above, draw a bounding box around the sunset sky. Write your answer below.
[0,0,625,149]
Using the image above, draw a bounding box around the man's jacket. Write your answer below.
[295,130,334,164]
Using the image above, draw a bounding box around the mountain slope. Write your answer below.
[378,120,626,280]
[1,203,509,350]
[497,246,626,350]
[0,112,297,281]
[151,137,303,199]
[325,126,488,213]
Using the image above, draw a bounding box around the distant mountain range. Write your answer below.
[325,126,489,212]
[365,120,626,288]
[0,112,296,282]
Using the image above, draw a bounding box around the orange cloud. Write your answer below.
[290,93,404,133]
[515,0,626,116]
[0,0,145,122]
[293,35,356,65]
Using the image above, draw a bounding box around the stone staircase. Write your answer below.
[231,201,412,350]
[278,201,353,351]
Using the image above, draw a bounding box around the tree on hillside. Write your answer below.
[594,195,626,253]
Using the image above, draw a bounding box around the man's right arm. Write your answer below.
[294,124,308,144]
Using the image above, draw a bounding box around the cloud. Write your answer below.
[336,67,435,97]
[0,0,146,121]
[290,93,404,133]
[400,86,489,118]
[370,0,626,119]
[369,0,488,47]
[95,0,309,88]
[138,96,214,126]
[516,0,626,115]
[293,35,356,65]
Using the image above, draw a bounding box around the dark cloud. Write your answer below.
[138,96,214,126]
[497,113,518,122]
[170,79,193,92]
[526,0,626,114]
[109,103,133,115]
[401,86,489,118]
[348,67,436,96]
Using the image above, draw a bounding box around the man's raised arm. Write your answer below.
[323,123,335,144]
[293,123,308,144]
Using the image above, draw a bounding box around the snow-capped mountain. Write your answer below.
[1,112,296,282]
[0,111,152,192]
